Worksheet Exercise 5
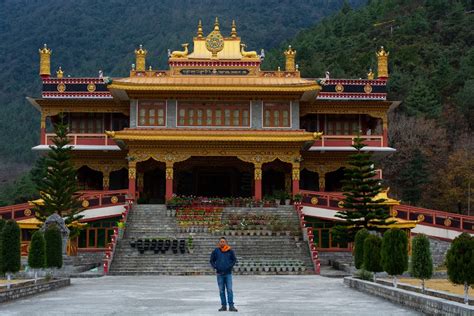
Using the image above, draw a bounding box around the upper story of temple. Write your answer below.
[28,18,395,153]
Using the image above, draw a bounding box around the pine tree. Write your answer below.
[45,225,63,269]
[354,228,369,269]
[335,136,390,238]
[32,117,83,237]
[28,231,46,282]
[399,149,428,205]
[404,79,441,118]
[410,234,433,293]
[381,229,408,288]
[446,233,474,304]
[1,220,21,288]
[364,234,383,282]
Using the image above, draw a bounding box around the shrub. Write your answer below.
[381,229,408,288]
[446,233,474,304]
[0,218,6,270]
[363,234,383,281]
[1,220,21,275]
[354,228,369,269]
[410,234,433,293]
[356,269,373,281]
[45,224,63,269]
[28,231,46,269]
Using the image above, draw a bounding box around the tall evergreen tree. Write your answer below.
[404,79,441,118]
[1,220,21,288]
[446,233,474,304]
[363,234,383,282]
[354,228,369,269]
[410,234,433,293]
[45,225,63,269]
[335,136,390,239]
[381,229,409,288]
[32,117,83,236]
[399,149,428,205]
[28,231,46,283]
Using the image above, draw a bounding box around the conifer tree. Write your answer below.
[45,225,63,269]
[28,231,46,283]
[381,229,408,288]
[404,79,441,118]
[32,116,83,236]
[1,220,21,288]
[446,233,474,304]
[0,219,5,273]
[400,149,428,205]
[410,234,433,293]
[363,234,383,282]
[335,136,390,239]
[354,228,369,269]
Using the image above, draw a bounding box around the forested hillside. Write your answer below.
[264,0,473,212]
[0,0,363,164]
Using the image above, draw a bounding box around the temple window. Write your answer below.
[68,113,104,133]
[263,102,291,128]
[177,102,250,127]
[137,100,166,127]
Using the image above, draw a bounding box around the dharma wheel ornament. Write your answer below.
[206,17,224,58]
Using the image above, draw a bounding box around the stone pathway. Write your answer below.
[1,275,420,315]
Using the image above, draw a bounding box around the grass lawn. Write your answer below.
[396,278,473,298]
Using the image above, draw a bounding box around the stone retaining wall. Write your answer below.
[0,278,70,303]
[344,277,474,316]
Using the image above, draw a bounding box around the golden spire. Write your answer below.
[214,17,220,31]
[367,68,374,80]
[56,66,64,79]
[134,44,147,72]
[39,44,52,78]
[376,46,389,79]
[284,45,297,72]
[231,20,237,38]
[197,19,203,38]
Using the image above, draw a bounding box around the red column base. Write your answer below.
[254,179,262,201]
[128,178,136,200]
[292,179,300,196]
[165,178,173,201]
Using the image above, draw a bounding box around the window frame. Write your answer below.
[176,101,251,128]
[136,100,167,127]
[262,101,292,128]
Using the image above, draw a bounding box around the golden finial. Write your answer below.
[284,45,297,72]
[376,46,389,79]
[367,68,374,80]
[197,19,203,38]
[56,66,64,79]
[39,44,52,77]
[135,44,147,72]
[148,65,152,71]
[231,20,237,38]
[214,17,220,31]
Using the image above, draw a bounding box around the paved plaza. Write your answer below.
[1,275,419,315]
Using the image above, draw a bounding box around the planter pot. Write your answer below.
[285,199,291,205]
[285,231,291,236]
[171,209,176,217]
[188,249,194,254]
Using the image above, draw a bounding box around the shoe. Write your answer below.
[229,306,238,312]
[218,305,227,312]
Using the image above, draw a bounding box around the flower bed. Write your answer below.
[176,207,224,233]
[166,195,279,209]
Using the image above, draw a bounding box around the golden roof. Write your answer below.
[108,75,320,92]
[367,217,419,229]
[106,129,318,142]
[372,188,400,206]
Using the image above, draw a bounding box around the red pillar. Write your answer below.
[383,127,388,147]
[292,165,300,196]
[128,165,136,200]
[254,164,262,201]
[165,165,173,201]
[40,114,46,145]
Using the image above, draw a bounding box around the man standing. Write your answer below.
[210,237,238,312]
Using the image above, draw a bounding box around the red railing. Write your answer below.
[299,190,474,234]
[103,197,133,274]
[0,189,130,221]
[313,135,384,148]
[294,202,320,275]
[44,133,117,146]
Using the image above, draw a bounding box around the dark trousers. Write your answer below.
[217,273,234,306]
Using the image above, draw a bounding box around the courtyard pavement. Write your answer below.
[1,275,420,315]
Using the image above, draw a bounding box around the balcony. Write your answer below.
[310,135,393,152]
[34,133,121,151]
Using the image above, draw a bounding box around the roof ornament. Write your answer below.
[284,45,297,72]
[206,17,225,58]
[99,70,103,78]
[171,43,189,58]
[259,49,265,61]
[367,68,374,80]
[56,66,64,79]
[197,19,203,38]
[230,20,237,38]
[167,49,172,57]
[39,43,52,78]
[325,71,330,79]
[376,46,389,79]
[135,44,147,72]
[240,43,258,58]
[214,17,220,31]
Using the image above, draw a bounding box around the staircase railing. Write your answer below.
[294,202,320,275]
[299,190,474,234]
[103,197,133,274]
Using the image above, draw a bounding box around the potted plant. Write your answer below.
[117,221,125,239]
[293,193,303,203]
[187,235,194,254]
[284,191,291,205]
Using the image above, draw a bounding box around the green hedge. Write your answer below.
[354,228,369,269]
[28,231,46,269]
[1,220,21,274]
[45,225,63,269]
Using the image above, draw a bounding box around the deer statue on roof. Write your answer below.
[171,43,189,58]
[240,44,258,58]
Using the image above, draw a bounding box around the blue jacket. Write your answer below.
[210,248,237,275]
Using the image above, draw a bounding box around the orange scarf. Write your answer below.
[220,245,231,252]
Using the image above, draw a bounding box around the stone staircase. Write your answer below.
[109,205,314,275]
